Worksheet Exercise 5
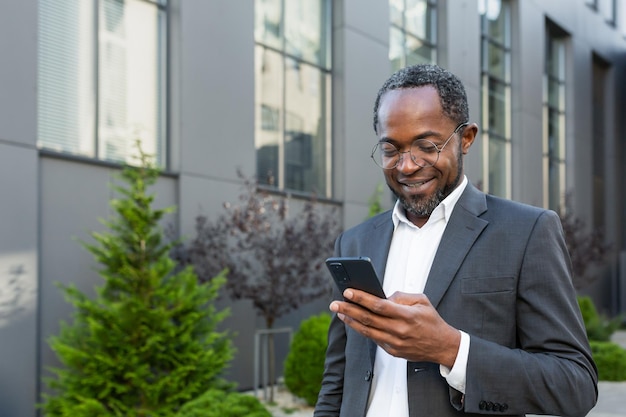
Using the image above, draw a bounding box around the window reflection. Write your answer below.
[38,0,167,166]
[255,0,282,50]
[480,0,511,198]
[285,59,329,193]
[255,0,331,196]
[543,29,566,211]
[389,0,437,71]
[488,138,508,198]
[255,47,283,186]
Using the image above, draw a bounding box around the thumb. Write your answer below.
[387,291,430,306]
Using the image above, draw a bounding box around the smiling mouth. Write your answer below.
[400,178,432,188]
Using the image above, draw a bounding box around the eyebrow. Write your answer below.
[378,130,444,144]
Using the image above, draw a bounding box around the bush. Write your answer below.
[578,296,621,342]
[590,341,626,381]
[283,313,331,406]
[176,389,270,417]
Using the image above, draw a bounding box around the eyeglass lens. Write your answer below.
[373,140,441,169]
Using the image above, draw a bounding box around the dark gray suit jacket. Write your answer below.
[314,184,598,417]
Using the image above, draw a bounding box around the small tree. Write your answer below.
[41,148,239,416]
[175,172,341,401]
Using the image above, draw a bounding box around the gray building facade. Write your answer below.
[0,0,625,416]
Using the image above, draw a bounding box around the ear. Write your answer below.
[461,123,478,155]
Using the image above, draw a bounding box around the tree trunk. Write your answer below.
[268,331,275,403]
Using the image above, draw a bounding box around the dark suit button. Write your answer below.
[479,401,486,410]
[364,370,373,381]
[500,403,508,412]
[486,402,494,411]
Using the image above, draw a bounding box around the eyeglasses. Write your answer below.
[371,122,468,170]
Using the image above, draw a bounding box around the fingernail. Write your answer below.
[337,313,345,321]
[329,301,339,312]
[344,289,353,300]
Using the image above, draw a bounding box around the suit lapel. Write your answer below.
[424,184,489,308]
[360,214,394,287]
[360,215,394,365]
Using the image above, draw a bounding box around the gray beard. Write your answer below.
[391,149,463,218]
[394,187,447,218]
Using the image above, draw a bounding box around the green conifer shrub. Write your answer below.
[578,296,621,342]
[41,148,253,416]
[589,341,626,381]
[283,313,331,406]
[176,389,270,417]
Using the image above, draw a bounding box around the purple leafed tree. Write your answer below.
[176,173,340,328]
[172,173,341,400]
[559,193,612,291]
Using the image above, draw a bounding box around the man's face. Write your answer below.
[375,86,475,226]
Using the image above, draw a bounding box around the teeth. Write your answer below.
[405,180,427,187]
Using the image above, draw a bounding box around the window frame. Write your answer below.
[480,0,512,199]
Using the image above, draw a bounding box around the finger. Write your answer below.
[330,298,385,331]
[335,306,390,342]
[343,288,390,316]
[330,298,374,322]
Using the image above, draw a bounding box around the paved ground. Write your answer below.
[580,331,626,417]
[263,332,626,417]
[265,382,626,417]
[585,381,626,417]
[266,382,626,417]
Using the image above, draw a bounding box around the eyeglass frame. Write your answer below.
[370,121,469,170]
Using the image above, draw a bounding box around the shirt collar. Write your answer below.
[392,176,468,229]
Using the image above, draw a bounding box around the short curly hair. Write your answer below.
[373,64,469,133]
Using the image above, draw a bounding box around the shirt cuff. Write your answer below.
[439,330,469,394]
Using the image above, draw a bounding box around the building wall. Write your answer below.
[0,0,39,416]
[0,0,624,416]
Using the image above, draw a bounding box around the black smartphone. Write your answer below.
[325,256,386,299]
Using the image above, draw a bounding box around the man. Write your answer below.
[314,64,598,417]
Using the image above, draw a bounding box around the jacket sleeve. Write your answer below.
[313,308,347,416]
[314,235,346,416]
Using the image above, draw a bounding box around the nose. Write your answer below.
[396,150,421,172]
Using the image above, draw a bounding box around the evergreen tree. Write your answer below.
[41,148,237,417]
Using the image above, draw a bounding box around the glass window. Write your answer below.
[543,28,566,211]
[38,0,167,166]
[592,56,609,230]
[389,0,437,72]
[254,0,332,196]
[618,0,626,37]
[255,0,282,50]
[488,137,509,199]
[599,0,616,25]
[480,0,511,198]
[586,0,598,9]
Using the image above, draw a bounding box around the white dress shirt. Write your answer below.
[366,176,471,417]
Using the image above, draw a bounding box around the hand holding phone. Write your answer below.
[325,256,386,299]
